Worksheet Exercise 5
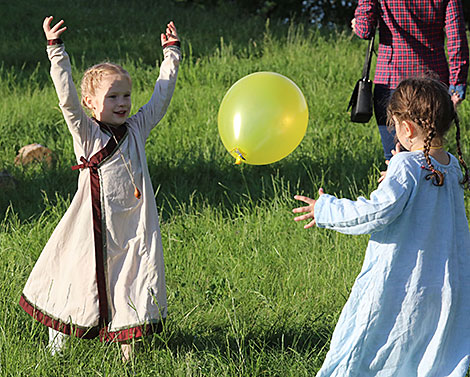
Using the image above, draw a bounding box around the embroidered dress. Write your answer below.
[20,43,181,342]
[314,151,470,376]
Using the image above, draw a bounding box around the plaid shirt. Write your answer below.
[355,0,469,98]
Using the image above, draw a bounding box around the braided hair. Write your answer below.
[454,113,470,187]
[386,77,469,188]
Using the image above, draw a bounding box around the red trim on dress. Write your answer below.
[76,122,124,331]
[101,321,163,342]
[19,294,163,342]
[71,123,128,327]
[19,294,99,338]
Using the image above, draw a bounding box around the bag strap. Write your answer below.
[361,32,375,80]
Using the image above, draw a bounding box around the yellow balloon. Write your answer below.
[218,72,308,165]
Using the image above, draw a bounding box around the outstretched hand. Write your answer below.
[43,16,67,40]
[161,21,179,47]
[292,188,325,229]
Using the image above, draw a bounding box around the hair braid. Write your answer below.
[421,118,444,186]
[454,113,470,188]
[388,77,470,189]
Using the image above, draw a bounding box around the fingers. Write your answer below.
[50,19,66,33]
[168,21,177,36]
[293,192,323,228]
[293,212,314,222]
[378,171,387,183]
[43,16,53,32]
[303,219,317,229]
[293,195,315,205]
[161,21,179,47]
[387,142,401,163]
[292,205,313,214]
[392,142,401,155]
[165,21,179,41]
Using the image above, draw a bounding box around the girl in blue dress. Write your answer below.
[293,77,470,376]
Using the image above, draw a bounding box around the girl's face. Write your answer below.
[86,74,132,127]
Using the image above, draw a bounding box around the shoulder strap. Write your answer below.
[362,32,375,80]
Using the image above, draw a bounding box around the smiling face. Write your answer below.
[85,73,132,127]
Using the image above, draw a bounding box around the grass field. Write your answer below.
[1,1,470,376]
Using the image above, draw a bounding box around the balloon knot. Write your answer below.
[231,148,246,165]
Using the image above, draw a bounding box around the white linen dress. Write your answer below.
[314,151,470,376]
[20,43,181,342]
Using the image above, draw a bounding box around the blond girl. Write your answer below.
[20,16,181,361]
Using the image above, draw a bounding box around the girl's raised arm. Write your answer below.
[129,21,182,140]
[44,16,93,157]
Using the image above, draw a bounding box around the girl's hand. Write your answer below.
[292,188,325,229]
[378,142,401,183]
[43,16,67,40]
[161,21,179,47]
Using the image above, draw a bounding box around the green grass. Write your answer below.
[1,1,470,376]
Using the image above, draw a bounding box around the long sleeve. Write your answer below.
[130,46,182,141]
[354,0,378,40]
[47,44,88,151]
[445,0,469,98]
[47,44,93,157]
[315,155,415,235]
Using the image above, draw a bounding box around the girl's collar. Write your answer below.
[413,145,443,151]
[94,118,127,138]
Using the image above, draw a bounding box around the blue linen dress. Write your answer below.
[314,151,470,376]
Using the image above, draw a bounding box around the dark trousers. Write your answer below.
[374,84,396,160]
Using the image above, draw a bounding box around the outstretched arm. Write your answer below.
[304,155,414,235]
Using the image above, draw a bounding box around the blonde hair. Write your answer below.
[80,62,131,109]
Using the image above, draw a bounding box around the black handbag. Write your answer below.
[348,33,375,123]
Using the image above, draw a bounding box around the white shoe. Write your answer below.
[48,328,68,356]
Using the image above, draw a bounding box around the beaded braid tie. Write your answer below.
[420,165,444,186]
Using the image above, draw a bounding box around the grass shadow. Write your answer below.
[1,143,382,222]
[146,321,332,364]
[149,147,382,221]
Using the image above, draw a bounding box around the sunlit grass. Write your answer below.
[1,1,470,376]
